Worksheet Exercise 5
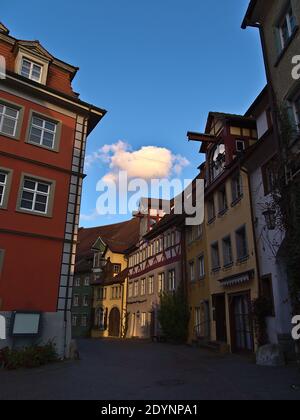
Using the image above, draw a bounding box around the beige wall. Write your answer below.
[92,250,128,339]
[186,224,210,343]
[205,170,259,350]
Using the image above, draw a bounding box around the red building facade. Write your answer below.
[0,23,106,356]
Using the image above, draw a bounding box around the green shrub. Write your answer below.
[158,287,190,343]
[0,341,59,370]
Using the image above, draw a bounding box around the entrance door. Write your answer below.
[230,293,253,353]
[109,307,121,337]
[214,294,227,342]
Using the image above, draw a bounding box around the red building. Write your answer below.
[0,23,106,356]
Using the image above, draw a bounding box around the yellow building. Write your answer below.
[91,246,128,339]
[185,172,211,344]
[78,218,139,339]
[188,112,260,353]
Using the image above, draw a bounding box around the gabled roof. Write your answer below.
[77,218,140,260]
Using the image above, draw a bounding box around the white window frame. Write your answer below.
[0,171,8,207]
[73,295,80,307]
[158,273,165,294]
[198,255,205,279]
[83,295,89,307]
[84,277,90,286]
[279,7,296,50]
[72,315,78,327]
[29,115,57,149]
[134,281,139,297]
[20,58,43,83]
[0,103,19,137]
[74,277,81,287]
[141,278,146,296]
[148,276,154,295]
[168,270,176,292]
[20,177,50,215]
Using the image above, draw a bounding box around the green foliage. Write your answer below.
[0,341,59,370]
[272,107,300,313]
[158,287,189,343]
[251,297,273,347]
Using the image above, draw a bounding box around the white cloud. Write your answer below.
[85,140,190,181]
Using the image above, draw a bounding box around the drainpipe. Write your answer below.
[240,166,262,297]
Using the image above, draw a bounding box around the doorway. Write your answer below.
[108,307,121,337]
[213,294,227,343]
[229,293,253,353]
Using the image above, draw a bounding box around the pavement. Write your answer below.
[0,339,300,400]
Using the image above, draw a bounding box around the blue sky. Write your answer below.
[2,0,266,227]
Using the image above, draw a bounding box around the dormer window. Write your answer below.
[20,58,43,83]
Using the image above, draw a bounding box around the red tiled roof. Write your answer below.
[77,218,140,260]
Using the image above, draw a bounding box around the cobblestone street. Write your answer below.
[0,339,300,400]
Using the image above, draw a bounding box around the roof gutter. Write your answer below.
[241,0,259,29]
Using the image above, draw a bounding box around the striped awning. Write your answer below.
[219,270,255,288]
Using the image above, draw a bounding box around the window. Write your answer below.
[141,278,146,296]
[198,255,205,279]
[74,277,81,287]
[231,173,243,204]
[158,273,165,294]
[95,307,105,330]
[83,296,89,307]
[148,276,154,295]
[134,281,139,297]
[0,171,8,207]
[113,264,121,275]
[187,227,193,245]
[168,270,176,292]
[262,157,278,195]
[211,242,220,271]
[207,197,216,222]
[189,261,195,282]
[236,140,245,153]
[72,315,78,327]
[20,58,42,82]
[0,103,19,137]
[236,226,248,262]
[84,277,90,286]
[29,116,57,149]
[278,6,297,50]
[218,186,228,215]
[222,236,233,267]
[128,283,133,298]
[81,315,88,327]
[141,312,147,327]
[73,295,80,307]
[20,177,51,215]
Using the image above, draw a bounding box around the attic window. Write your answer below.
[20,58,42,83]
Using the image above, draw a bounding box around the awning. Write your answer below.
[219,270,255,288]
